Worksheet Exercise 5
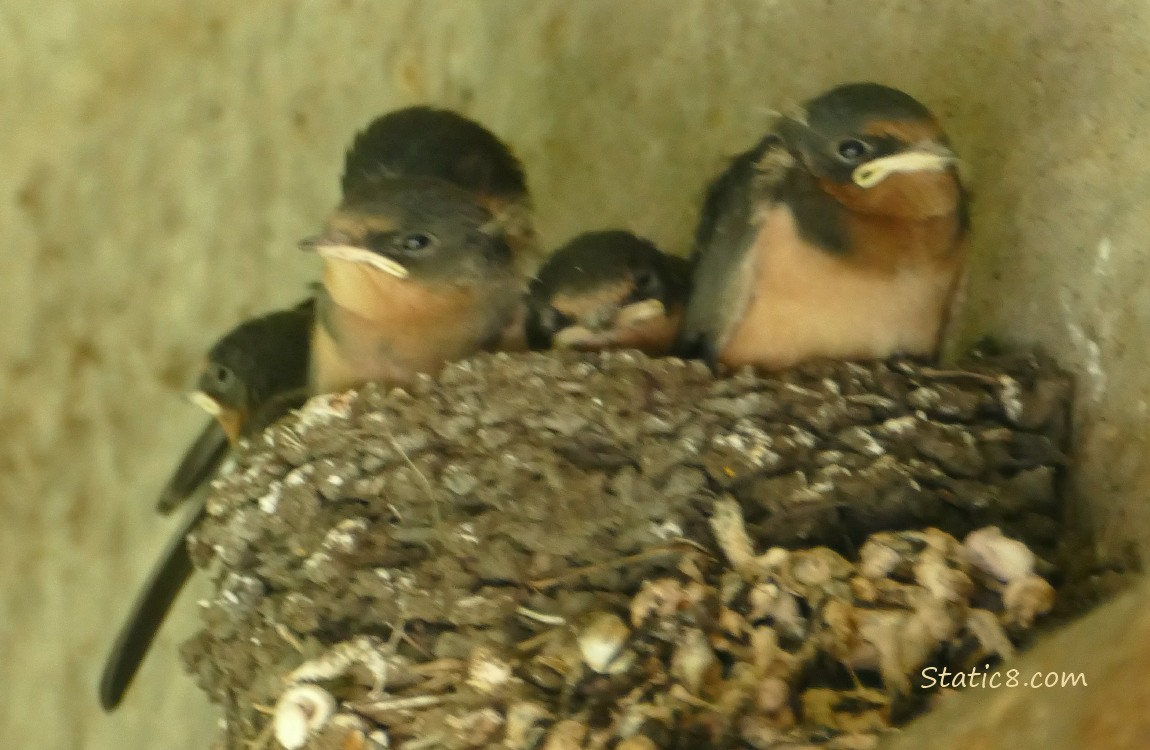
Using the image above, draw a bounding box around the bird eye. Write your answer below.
[835,138,872,162]
[210,364,235,387]
[541,306,574,334]
[396,232,437,254]
[630,268,664,301]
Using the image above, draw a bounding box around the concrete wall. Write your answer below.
[2,1,1147,747]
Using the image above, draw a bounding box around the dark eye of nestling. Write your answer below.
[630,268,663,302]
[211,364,235,388]
[541,306,574,333]
[396,232,436,253]
[836,138,872,162]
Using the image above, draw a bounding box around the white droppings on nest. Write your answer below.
[540,719,588,750]
[877,415,919,436]
[277,426,308,454]
[820,378,843,396]
[965,608,1015,660]
[467,645,516,693]
[670,627,718,696]
[218,572,262,608]
[302,551,333,580]
[712,429,773,466]
[997,375,1024,423]
[961,526,1036,583]
[273,684,338,750]
[504,702,553,750]
[859,531,933,580]
[789,547,851,588]
[577,612,632,674]
[455,521,481,546]
[296,390,359,431]
[446,707,505,747]
[707,499,1057,699]
[675,433,704,454]
[242,462,267,483]
[323,517,370,553]
[803,478,839,497]
[284,464,317,487]
[455,594,494,612]
[517,606,567,627]
[913,548,974,603]
[630,577,708,626]
[782,383,822,400]
[359,694,443,713]
[839,427,886,457]
[257,482,283,513]
[853,608,944,694]
[389,570,418,593]
[499,452,524,469]
[213,454,240,482]
[288,635,392,696]
[820,464,854,482]
[649,519,683,540]
[1002,575,1056,628]
[710,497,789,581]
[786,425,820,449]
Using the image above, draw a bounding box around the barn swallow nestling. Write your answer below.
[101,300,314,711]
[524,230,692,356]
[155,298,315,514]
[678,82,969,371]
[303,175,520,395]
[341,106,540,278]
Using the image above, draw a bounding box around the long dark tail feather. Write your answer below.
[99,503,202,711]
[155,421,230,515]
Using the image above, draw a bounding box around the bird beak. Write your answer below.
[300,236,411,280]
[615,299,667,330]
[852,141,959,189]
[297,235,325,252]
[187,391,247,443]
[187,390,222,417]
[553,325,610,350]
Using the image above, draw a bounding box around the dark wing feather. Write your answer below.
[677,134,790,363]
[246,387,310,435]
[154,420,229,515]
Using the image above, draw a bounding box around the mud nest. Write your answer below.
[182,348,1073,750]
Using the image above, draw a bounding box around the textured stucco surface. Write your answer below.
[1,1,1148,748]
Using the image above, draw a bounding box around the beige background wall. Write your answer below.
[2,2,1147,747]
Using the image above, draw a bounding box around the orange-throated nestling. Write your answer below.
[155,298,314,514]
[303,175,520,395]
[677,82,970,371]
[341,106,540,279]
[525,230,692,356]
[100,300,314,711]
